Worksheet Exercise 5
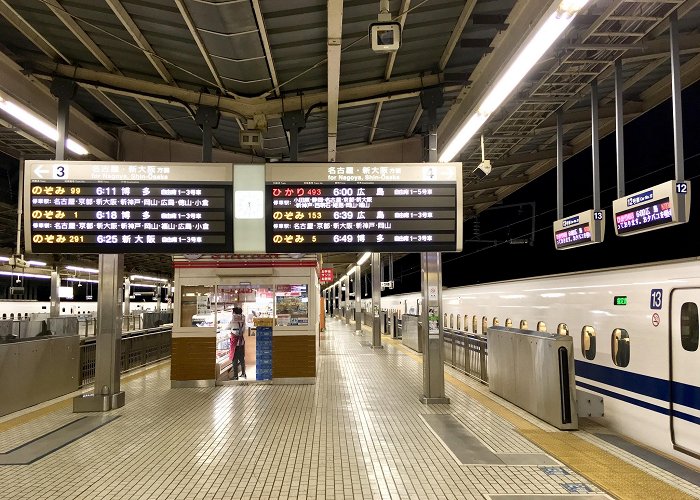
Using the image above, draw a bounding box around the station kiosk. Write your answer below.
[171,254,320,387]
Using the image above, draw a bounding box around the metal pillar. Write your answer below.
[195,105,220,163]
[354,265,361,333]
[669,11,685,180]
[344,276,350,324]
[371,253,382,348]
[614,59,625,198]
[74,254,125,412]
[556,110,564,219]
[420,87,448,405]
[156,285,162,311]
[50,78,76,161]
[50,270,60,317]
[123,277,131,317]
[591,79,601,211]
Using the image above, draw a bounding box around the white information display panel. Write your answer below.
[553,209,605,250]
[612,179,690,236]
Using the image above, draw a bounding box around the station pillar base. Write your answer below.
[419,396,450,405]
[73,391,125,412]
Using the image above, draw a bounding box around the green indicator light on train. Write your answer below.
[614,296,628,306]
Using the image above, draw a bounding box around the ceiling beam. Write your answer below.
[536,101,643,130]
[327,0,343,161]
[174,0,227,95]
[251,0,280,97]
[43,0,177,139]
[368,102,382,144]
[36,63,443,119]
[104,0,173,84]
[463,194,500,206]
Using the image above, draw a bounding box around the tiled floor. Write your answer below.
[0,318,689,499]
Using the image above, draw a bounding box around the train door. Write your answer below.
[669,289,700,458]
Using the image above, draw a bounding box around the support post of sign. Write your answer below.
[371,252,382,348]
[123,277,130,318]
[614,59,626,198]
[556,110,564,219]
[195,106,220,163]
[333,283,337,317]
[420,87,449,405]
[282,111,306,162]
[669,11,684,181]
[354,265,361,334]
[591,79,601,211]
[156,285,162,312]
[74,254,125,412]
[50,78,76,161]
[50,270,60,317]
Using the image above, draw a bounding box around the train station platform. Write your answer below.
[0,318,698,500]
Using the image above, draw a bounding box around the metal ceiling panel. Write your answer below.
[182,0,270,96]
[261,0,327,93]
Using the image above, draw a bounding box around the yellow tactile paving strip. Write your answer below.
[0,360,167,433]
[380,333,694,500]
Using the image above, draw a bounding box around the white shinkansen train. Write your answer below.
[378,258,700,469]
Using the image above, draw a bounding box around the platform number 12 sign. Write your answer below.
[650,289,663,310]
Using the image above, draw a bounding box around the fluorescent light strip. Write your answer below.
[130,274,168,282]
[0,270,51,280]
[0,97,89,156]
[439,0,589,163]
[357,252,371,266]
[130,283,158,288]
[27,260,47,266]
[66,265,99,273]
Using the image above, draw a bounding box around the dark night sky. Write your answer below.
[387,79,700,294]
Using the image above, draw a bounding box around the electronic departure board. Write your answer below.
[612,180,690,236]
[552,209,605,250]
[24,161,233,254]
[265,163,462,253]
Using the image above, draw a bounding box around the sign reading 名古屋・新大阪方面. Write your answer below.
[265,163,463,253]
[24,161,234,254]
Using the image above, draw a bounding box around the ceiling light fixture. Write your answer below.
[0,94,89,156]
[357,252,371,266]
[439,0,590,163]
[65,265,99,273]
[130,274,168,282]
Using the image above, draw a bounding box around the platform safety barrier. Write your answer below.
[79,327,171,386]
[443,329,488,384]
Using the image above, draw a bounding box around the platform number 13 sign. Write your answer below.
[650,289,663,310]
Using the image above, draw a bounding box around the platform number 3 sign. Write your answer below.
[650,289,663,310]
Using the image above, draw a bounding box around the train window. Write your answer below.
[519,320,528,329]
[450,314,454,329]
[10,313,14,319]
[581,326,596,360]
[505,318,512,327]
[443,313,448,327]
[457,314,461,330]
[680,302,699,352]
[611,329,630,367]
[482,316,488,334]
[472,316,478,333]
[463,314,469,329]
[537,321,547,332]
[557,323,569,336]
[492,317,499,326]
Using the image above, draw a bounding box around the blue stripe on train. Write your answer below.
[575,380,700,425]
[574,360,700,411]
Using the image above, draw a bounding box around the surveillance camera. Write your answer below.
[473,160,492,180]
[370,22,401,52]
